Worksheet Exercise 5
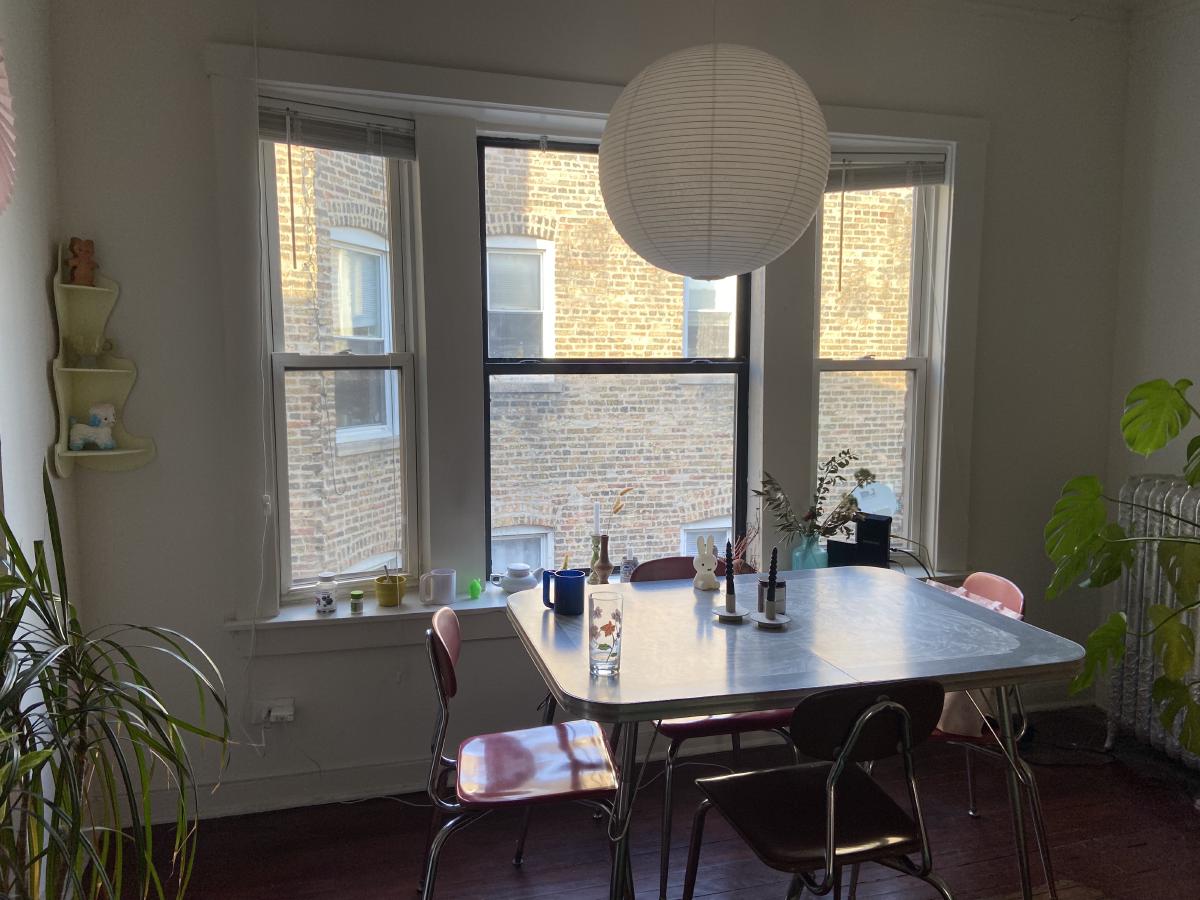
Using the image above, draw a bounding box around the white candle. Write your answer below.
[726,584,736,614]
[593,502,601,536]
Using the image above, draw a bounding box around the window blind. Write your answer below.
[825,153,947,192]
[259,100,416,160]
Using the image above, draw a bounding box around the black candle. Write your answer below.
[725,541,735,594]
[767,547,778,604]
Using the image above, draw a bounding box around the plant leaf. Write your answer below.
[1152,676,1192,731]
[1149,603,1196,680]
[1121,378,1193,455]
[1157,539,1200,604]
[1081,523,1134,589]
[1181,701,1200,755]
[1045,476,1107,561]
[1070,611,1127,693]
[1187,434,1200,487]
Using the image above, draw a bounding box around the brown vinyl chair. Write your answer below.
[629,555,797,900]
[420,608,624,899]
[681,680,953,900]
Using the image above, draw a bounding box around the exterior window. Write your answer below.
[486,235,555,358]
[680,517,733,556]
[262,137,418,594]
[683,277,737,358]
[482,140,749,575]
[491,525,555,573]
[816,174,944,545]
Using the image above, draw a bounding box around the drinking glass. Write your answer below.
[588,590,623,676]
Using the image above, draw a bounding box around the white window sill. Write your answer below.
[335,433,402,457]
[224,587,515,656]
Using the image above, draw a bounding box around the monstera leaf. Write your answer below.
[1070,611,1127,694]
[1121,378,1193,456]
[1045,476,1110,599]
[1186,435,1200,487]
[1157,539,1200,605]
[1149,604,1197,681]
[1081,523,1135,590]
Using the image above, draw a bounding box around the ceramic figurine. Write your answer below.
[68,402,116,451]
[693,535,719,591]
[67,237,98,286]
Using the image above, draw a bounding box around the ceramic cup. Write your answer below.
[757,579,786,614]
[420,568,456,606]
[375,574,406,608]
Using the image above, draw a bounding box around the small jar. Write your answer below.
[315,572,337,615]
[619,551,639,582]
[349,589,365,615]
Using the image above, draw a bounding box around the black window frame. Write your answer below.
[478,136,750,575]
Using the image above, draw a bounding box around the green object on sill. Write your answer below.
[469,578,483,599]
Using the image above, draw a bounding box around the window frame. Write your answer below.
[812,176,942,549]
[491,524,556,572]
[682,276,738,358]
[258,140,422,599]
[478,135,751,576]
[485,233,556,358]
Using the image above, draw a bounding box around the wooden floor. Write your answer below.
[171,710,1200,899]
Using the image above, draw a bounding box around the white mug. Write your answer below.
[420,568,456,606]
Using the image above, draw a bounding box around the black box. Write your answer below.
[826,513,892,569]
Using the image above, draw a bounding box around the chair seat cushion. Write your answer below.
[697,763,922,871]
[457,720,618,807]
[658,708,793,740]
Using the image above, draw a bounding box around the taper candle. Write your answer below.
[593,502,601,537]
[725,541,736,612]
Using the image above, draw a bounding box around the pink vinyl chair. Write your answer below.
[629,556,797,900]
[927,572,1058,900]
[420,608,623,899]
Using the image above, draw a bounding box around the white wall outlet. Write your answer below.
[250,698,295,724]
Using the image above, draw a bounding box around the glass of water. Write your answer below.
[588,590,623,676]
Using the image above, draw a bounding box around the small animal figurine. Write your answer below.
[67,237,98,286]
[68,402,116,451]
[693,535,720,591]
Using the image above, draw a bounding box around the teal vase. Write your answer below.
[791,535,828,570]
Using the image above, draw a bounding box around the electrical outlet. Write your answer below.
[250,698,295,724]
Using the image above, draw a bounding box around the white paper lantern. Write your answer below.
[0,42,14,216]
[600,44,829,280]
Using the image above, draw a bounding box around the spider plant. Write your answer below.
[0,468,229,899]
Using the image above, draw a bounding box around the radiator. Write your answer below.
[1106,474,1200,769]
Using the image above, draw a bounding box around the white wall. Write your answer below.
[0,2,74,575]
[1108,2,1200,481]
[46,0,1130,816]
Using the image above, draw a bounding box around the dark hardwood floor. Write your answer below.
[170,710,1200,899]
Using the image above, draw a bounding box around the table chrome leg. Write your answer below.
[610,720,640,900]
[996,686,1032,899]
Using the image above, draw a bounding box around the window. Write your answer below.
[815,153,947,545]
[481,139,749,575]
[491,525,555,573]
[486,235,555,358]
[680,517,733,556]
[683,277,737,357]
[260,104,419,594]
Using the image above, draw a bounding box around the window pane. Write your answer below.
[492,534,548,573]
[284,368,405,585]
[488,251,542,310]
[489,311,544,358]
[483,146,738,359]
[490,373,736,566]
[271,143,392,354]
[335,369,389,430]
[817,370,912,537]
[819,187,914,360]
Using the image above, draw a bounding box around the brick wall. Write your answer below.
[274,142,916,584]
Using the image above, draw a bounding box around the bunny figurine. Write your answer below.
[693,535,720,591]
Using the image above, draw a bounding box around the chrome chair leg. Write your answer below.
[731,732,742,765]
[915,870,955,900]
[422,812,482,900]
[846,863,861,900]
[660,739,683,899]
[786,874,807,900]
[681,799,713,900]
[965,746,979,818]
[1018,759,1058,900]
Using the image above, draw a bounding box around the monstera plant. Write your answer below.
[0,470,228,898]
[1046,377,1200,752]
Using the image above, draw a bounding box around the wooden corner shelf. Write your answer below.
[50,247,156,477]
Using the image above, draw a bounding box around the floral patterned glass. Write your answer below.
[588,590,623,676]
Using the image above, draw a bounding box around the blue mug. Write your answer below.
[542,568,585,616]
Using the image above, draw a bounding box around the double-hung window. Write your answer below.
[481,138,750,576]
[815,149,949,549]
[259,103,420,595]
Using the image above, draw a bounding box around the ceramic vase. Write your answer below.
[593,534,615,584]
[791,534,828,570]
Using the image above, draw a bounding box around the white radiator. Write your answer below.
[1106,474,1200,768]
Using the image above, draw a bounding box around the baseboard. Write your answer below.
[153,729,785,825]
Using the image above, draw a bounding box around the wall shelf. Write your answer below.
[50,247,156,477]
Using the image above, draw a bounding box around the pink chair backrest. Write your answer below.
[429,606,462,699]
[963,571,1024,617]
[629,555,734,583]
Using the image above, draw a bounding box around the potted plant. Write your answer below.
[755,449,876,569]
[0,469,229,898]
[1045,377,1200,751]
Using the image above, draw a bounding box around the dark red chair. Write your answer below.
[420,607,621,899]
[681,680,954,900]
[630,556,795,900]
